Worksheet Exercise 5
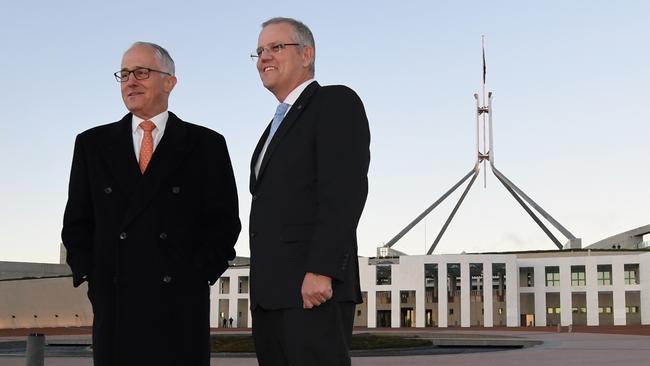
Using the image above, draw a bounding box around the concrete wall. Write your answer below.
[0,277,91,328]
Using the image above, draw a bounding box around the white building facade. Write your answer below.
[213,250,648,328]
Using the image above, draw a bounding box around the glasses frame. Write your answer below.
[114,67,172,82]
[250,43,302,60]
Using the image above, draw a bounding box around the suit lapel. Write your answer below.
[251,81,320,191]
[121,112,190,228]
[250,122,271,193]
[103,114,141,196]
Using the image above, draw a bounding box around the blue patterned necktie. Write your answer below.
[255,102,290,177]
[267,102,290,142]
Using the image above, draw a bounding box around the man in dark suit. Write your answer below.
[249,18,370,365]
[62,42,241,366]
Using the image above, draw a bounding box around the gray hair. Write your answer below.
[126,41,176,76]
[262,17,315,75]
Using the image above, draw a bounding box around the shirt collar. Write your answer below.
[282,79,316,106]
[131,111,169,133]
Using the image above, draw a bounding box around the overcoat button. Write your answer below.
[163,275,172,283]
[159,232,168,240]
[119,232,127,240]
[104,187,112,194]
[252,195,258,201]
[172,186,180,194]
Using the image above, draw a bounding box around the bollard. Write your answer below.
[556,324,561,333]
[25,333,45,366]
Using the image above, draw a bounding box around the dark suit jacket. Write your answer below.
[249,81,370,310]
[62,112,240,366]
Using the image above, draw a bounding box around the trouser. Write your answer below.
[252,301,356,366]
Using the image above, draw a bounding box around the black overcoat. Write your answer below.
[62,112,241,366]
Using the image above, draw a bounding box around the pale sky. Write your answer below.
[1,0,648,264]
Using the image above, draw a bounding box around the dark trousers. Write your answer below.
[252,301,356,366]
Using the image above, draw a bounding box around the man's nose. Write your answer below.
[126,75,140,87]
[259,50,273,62]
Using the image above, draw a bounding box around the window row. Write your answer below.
[217,276,249,294]
[521,264,640,287]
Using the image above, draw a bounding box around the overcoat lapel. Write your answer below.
[103,114,141,198]
[121,112,190,228]
[250,81,320,192]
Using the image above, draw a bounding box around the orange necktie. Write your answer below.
[139,120,156,173]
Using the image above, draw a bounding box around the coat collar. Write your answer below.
[250,81,320,193]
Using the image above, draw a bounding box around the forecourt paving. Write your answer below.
[0,329,649,366]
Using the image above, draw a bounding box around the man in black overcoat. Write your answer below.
[249,18,370,365]
[62,41,241,366]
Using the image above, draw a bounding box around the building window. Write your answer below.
[376,265,392,285]
[219,277,230,294]
[624,264,639,285]
[571,266,586,286]
[519,267,534,287]
[626,306,639,313]
[599,306,612,314]
[376,291,392,305]
[424,263,438,288]
[401,292,407,303]
[545,266,560,287]
[597,265,612,286]
[238,276,249,294]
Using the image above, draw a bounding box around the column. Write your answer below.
[612,260,626,325]
[506,260,519,327]
[367,290,377,328]
[560,262,572,326]
[586,260,599,325]
[416,265,426,327]
[391,289,400,328]
[438,262,448,328]
[641,254,650,325]
[461,261,470,327]
[483,261,493,327]
[534,265,547,326]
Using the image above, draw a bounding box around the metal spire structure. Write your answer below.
[380,36,581,256]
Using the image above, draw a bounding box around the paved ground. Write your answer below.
[1,327,649,365]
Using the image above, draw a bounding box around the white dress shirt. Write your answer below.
[131,111,169,161]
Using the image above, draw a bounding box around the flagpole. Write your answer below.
[481,35,487,188]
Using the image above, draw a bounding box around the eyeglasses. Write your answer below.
[114,67,172,82]
[250,43,301,60]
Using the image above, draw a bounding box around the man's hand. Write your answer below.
[301,272,333,309]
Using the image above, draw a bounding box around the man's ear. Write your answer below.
[164,75,177,93]
[302,46,314,69]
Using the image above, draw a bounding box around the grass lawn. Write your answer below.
[211,333,431,353]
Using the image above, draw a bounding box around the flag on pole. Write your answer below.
[482,35,486,84]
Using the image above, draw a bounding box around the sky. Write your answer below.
[0,0,648,264]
